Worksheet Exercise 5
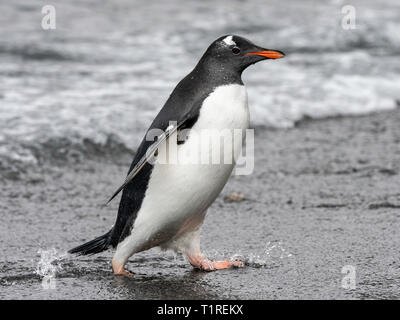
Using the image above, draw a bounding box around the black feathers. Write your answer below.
[68,230,112,255]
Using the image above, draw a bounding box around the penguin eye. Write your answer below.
[231,47,241,55]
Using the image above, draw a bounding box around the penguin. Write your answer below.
[69,35,285,275]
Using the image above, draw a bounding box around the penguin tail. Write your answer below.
[68,230,112,256]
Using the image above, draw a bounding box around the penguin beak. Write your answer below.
[245,49,285,59]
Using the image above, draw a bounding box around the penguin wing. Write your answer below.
[106,119,185,204]
[106,99,202,205]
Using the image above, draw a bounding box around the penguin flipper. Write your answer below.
[105,113,195,205]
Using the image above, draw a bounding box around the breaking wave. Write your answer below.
[1,0,400,178]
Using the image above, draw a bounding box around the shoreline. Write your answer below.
[1,108,400,299]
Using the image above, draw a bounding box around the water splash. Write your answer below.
[36,248,67,289]
[191,242,294,269]
[244,241,294,268]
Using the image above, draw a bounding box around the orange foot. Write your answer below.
[112,260,134,276]
[188,256,244,271]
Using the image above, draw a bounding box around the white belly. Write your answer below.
[119,84,249,253]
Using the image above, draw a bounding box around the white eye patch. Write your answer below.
[222,35,236,46]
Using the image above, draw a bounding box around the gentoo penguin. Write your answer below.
[69,35,284,275]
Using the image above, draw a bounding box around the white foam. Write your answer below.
[246,53,400,127]
[1,0,399,168]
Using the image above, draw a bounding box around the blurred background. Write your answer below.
[1,0,399,179]
[1,0,400,300]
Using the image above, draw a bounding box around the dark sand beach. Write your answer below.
[1,0,400,301]
[1,108,399,299]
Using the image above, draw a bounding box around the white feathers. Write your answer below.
[223,35,236,46]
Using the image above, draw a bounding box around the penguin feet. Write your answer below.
[112,259,134,276]
[213,259,244,270]
[188,255,244,271]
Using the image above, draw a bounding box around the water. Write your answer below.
[1,0,400,300]
[35,249,67,290]
[1,0,400,175]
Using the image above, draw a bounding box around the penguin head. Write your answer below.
[201,35,285,74]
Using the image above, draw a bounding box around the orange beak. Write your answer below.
[245,50,285,59]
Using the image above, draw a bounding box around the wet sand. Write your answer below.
[1,109,400,299]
